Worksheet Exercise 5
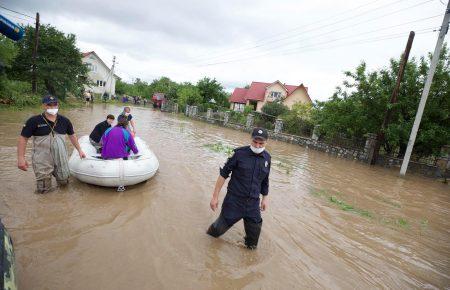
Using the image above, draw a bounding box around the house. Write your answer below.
[82,51,118,97]
[229,81,312,112]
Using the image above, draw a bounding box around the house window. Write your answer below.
[97,80,104,87]
[270,91,282,101]
[234,103,245,112]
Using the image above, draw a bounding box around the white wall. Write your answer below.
[82,54,116,96]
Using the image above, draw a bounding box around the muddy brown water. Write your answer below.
[0,104,448,290]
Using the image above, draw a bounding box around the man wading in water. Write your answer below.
[207,127,271,249]
[17,95,86,193]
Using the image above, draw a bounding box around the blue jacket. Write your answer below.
[220,146,271,199]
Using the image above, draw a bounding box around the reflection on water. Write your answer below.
[0,104,449,289]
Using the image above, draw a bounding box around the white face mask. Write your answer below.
[250,145,265,154]
[46,108,58,115]
[107,120,114,126]
[124,112,130,116]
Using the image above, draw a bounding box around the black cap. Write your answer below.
[42,94,58,104]
[251,127,268,141]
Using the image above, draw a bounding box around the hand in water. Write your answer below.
[210,196,219,211]
[18,158,29,171]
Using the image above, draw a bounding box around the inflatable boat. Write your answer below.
[69,135,159,188]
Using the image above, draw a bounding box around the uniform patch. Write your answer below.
[265,161,268,167]
[258,130,263,134]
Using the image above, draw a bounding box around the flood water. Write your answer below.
[0,104,449,290]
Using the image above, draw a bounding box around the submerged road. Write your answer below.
[0,104,448,289]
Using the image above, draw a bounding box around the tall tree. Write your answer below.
[313,44,450,158]
[9,24,88,99]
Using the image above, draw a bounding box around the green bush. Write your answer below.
[0,78,40,108]
[261,102,288,117]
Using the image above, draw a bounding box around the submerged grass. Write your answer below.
[204,142,234,156]
[309,188,424,230]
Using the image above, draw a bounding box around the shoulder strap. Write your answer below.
[41,114,58,136]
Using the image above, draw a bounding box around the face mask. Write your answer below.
[250,145,265,154]
[124,112,130,116]
[107,120,114,125]
[46,108,58,115]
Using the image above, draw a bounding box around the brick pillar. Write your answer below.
[246,114,254,129]
[207,108,213,120]
[311,125,320,140]
[274,119,283,134]
[224,111,230,125]
[364,133,378,163]
[185,105,190,116]
[173,103,178,114]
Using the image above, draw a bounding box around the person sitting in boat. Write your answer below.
[118,106,136,137]
[89,114,115,153]
[101,116,138,160]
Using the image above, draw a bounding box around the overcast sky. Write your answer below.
[2,0,448,101]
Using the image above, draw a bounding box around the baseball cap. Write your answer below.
[251,127,268,141]
[42,94,58,104]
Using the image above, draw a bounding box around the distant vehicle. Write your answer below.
[152,93,165,108]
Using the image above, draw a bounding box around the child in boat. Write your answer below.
[101,115,138,160]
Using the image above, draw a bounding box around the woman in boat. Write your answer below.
[101,115,138,160]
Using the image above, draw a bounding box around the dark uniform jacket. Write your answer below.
[220,146,271,199]
[89,120,111,143]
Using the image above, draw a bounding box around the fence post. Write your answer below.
[274,119,283,134]
[206,108,213,121]
[185,105,190,116]
[161,101,166,111]
[224,111,230,125]
[311,125,321,140]
[173,103,178,114]
[436,145,449,181]
[364,133,378,163]
[246,114,254,129]
[192,106,198,117]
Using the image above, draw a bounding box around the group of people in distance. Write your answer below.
[89,106,138,159]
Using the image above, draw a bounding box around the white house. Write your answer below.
[82,51,118,97]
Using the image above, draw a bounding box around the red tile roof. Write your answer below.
[229,81,311,104]
[230,88,248,104]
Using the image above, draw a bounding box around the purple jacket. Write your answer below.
[101,126,138,159]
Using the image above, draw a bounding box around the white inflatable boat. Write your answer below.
[69,135,159,187]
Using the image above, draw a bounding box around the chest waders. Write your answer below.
[32,116,70,193]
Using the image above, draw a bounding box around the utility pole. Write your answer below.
[400,1,450,176]
[31,12,40,93]
[109,56,116,99]
[371,31,415,165]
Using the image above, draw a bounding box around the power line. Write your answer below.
[196,12,442,66]
[0,5,34,19]
[191,0,436,64]
[189,0,388,62]
[198,28,437,67]
[0,11,34,23]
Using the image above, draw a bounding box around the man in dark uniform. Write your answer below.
[17,95,86,193]
[207,127,271,249]
[89,114,115,152]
